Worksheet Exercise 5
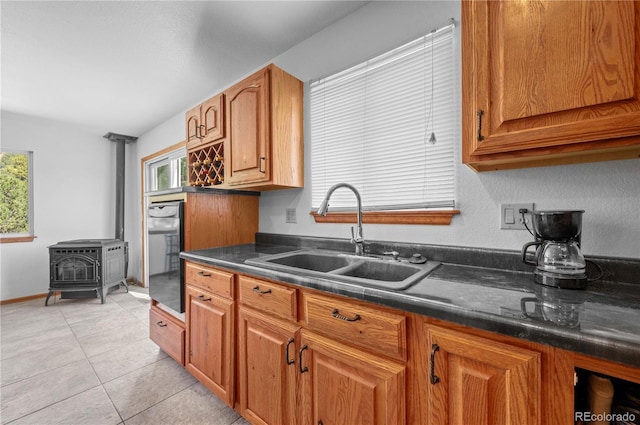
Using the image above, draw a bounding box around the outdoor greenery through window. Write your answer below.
[146,149,187,192]
[310,22,456,212]
[1,150,34,238]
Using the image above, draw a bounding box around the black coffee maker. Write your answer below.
[521,210,587,289]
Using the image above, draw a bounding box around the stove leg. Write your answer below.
[121,279,129,293]
[98,288,106,304]
[45,291,53,306]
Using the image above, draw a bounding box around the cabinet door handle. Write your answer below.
[430,343,441,385]
[199,124,206,138]
[156,321,167,327]
[198,295,212,302]
[259,157,266,173]
[332,309,361,322]
[476,110,485,142]
[285,337,295,366]
[253,285,272,295]
[197,271,211,277]
[299,345,309,373]
[195,123,201,139]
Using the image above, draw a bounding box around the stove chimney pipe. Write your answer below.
[103,132,137,241]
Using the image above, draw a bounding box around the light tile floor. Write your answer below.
[0,286,249,425]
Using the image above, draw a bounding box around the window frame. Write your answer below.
[309,23,460,225]
[145,148,187,192]
[0,149,35,243]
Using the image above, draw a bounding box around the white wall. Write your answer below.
[131,1,639,273]
[260,1,640,259]
[1,111,116,300]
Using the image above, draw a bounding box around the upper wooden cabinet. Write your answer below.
[186,93,225,150]
[462,0,640,171]
[224,64,304,189]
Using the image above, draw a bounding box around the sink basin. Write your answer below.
[245,249,441,290]
[263,252,351,273]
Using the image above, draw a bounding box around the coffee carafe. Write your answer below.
[521,210,587,289]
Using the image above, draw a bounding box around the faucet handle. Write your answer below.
[383,251,400,261]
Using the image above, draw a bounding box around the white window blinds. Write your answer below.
[310,23,456,210]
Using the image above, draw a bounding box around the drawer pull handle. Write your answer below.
[476,110,485,142]
[430,343,440,385]
[285,337,295,366]
[332,309,361,322]
[299,345,309,374]
[198,295,212,302]
[253,285,272,295]
[156,321,167,327]
[197,271,211,277]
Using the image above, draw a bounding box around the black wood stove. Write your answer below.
[46,239,128,305]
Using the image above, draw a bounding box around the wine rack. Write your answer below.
[188,142,224,187]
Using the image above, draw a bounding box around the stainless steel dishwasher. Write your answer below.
[147,201,184,313]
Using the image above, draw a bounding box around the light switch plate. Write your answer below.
[285,208,297,224]
[500,203,534,230]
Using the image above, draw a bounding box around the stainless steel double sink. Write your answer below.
[245,249,441,290]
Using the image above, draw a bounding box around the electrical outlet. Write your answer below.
[285,208,297,224]
[500,203,534,230]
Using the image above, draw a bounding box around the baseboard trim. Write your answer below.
[0,292,54,305]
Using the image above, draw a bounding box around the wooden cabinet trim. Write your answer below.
[310,209,460,225]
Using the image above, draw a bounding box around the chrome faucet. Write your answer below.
[317,183,365,256]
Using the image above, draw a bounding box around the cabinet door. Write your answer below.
[201,93,224,144]
[462,0,640,170]
[425,325,540,425]
[225,67,270,185]
[185,284,234,405]
[238,307,299,425]
[186,104,202,149]
[299,330,405,425]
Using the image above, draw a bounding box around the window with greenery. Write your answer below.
[146,149,187,192]
[1,150,34,240]
[310,23,456,215]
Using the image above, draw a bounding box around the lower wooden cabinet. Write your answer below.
[238,307,300,425]
[299,330,406,425]
[424,324,541,425]
[185,283,234,405]
[149,304,185,366]
[166,262,639,425]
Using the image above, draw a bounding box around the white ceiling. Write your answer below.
[1,1,368,137]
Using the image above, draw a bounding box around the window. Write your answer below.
[310,23,457,220]
[146,149,187,192]
[0,149,34,241]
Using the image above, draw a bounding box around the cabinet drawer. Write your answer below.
[185,262,233,299]
[302,292,407,361]
[149,306,185,366]
[238,275,297,321]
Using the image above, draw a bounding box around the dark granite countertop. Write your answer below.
[180,235,640,369]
